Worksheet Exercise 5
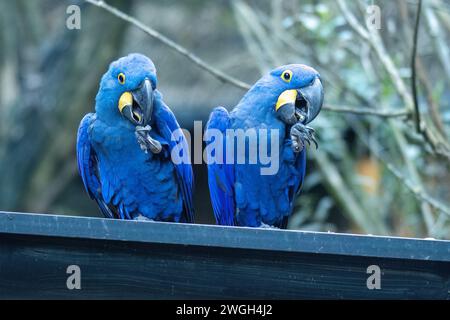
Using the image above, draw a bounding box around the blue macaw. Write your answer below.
[77,53,194,222]
[206,64,323,228]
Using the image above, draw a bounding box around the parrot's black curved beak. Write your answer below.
[297,77,324,124]
[132,79,153,126]
[276,77,324,125]
[118,79,154,126]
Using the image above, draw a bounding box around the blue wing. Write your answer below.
[76,113,116,219]
[205,107,235,226]
[291,148,306,203]
[154,97,194,223]
[280,143,306,229]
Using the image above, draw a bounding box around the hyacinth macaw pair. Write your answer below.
[77,53,323,228]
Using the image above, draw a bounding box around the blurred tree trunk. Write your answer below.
[0,0,132,211]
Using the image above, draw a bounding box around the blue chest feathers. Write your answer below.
[90,120,183,221]
[230,110,304,227]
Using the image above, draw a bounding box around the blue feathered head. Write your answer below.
[95,53,157,127]
[241,64,324,125]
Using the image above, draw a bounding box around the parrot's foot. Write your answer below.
[259,222,277,229]
[135,125,162,154]
[133,214,154,222]
[290,122,318,153]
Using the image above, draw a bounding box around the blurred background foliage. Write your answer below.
[1,0,450,239]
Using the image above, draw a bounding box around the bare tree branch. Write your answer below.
[399,0,446,136]
[411,0,450,160]
[350,121,436,234]
[86,0,415,123]
[337,0,450,161]
[382,160,450,218]
[337,0,414,109]
[85,0,252,91]
[367,132,450,222]
[324,104,410,118]
[314,151,388,234]
[424,0,450,83]
[412,0,423,133]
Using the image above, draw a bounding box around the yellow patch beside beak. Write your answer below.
[118,92,133,113]
[275,90,297,111]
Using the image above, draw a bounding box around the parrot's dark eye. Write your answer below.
[118,73,126,85]
[281,70,293,83]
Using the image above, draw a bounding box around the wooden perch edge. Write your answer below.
[0,211,449,299]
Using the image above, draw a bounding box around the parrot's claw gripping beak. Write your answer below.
[290,122,318,153]
[275,76,323,152]
[135,125,162,154]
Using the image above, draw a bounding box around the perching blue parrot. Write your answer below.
[77,53,194,222]
[206,64,323,228]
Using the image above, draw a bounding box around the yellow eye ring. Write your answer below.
[281,70,293,83]
[118,73,126,85]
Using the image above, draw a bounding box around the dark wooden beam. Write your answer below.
[0,211,449,299]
